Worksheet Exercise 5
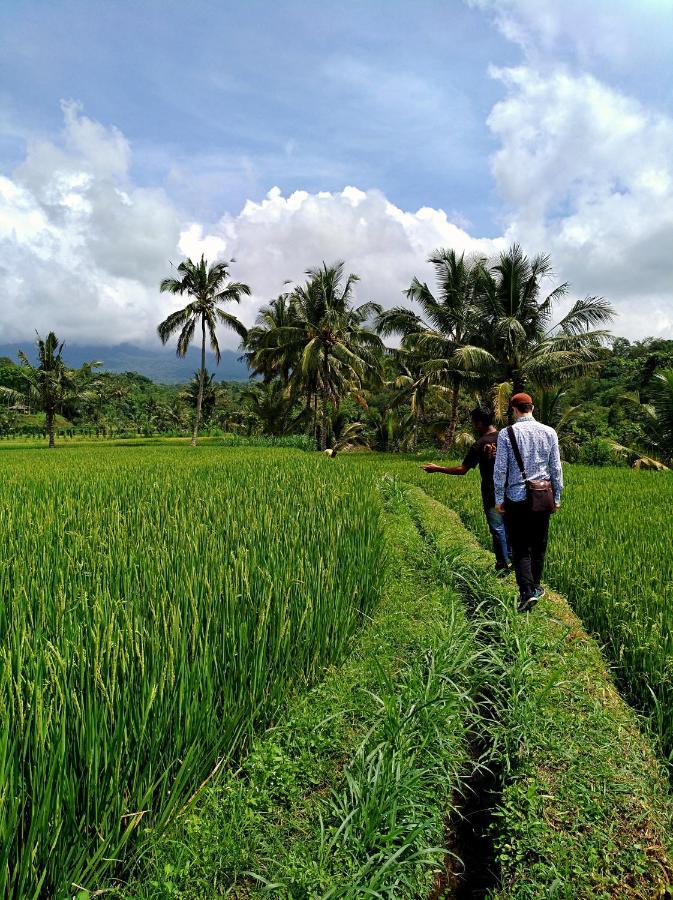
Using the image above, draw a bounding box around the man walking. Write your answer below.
[423,406,511,574]
[494,392,563,612]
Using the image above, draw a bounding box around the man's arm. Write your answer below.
[423,441,479,476]
[550,430,563,505]
[493,430,509,509]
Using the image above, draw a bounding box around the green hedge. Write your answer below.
[406,485,673,899]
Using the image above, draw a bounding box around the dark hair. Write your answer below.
[510,398,534,413]
[470,406,494,427]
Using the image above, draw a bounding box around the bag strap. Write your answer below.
[507,425,528,481]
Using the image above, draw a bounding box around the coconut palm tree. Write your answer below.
[158,255,250,446]
[273,262,384,450]
[243,294,300,385]
[376,249,493,449]
[620,369,673,465]
[478,244,614,397]
[18,332,98,448]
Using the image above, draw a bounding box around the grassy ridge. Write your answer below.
[0,446,382,898]
[121,480,486,897]
[406,484,673,897]
[399,461,673,764]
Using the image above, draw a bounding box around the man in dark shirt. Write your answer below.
[422,406,511,573]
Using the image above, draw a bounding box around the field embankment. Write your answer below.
[407,484,673,897]
[393,462,673,768]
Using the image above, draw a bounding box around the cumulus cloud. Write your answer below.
[2,63,673,350]
[484,66,673,336]
[0,104,500,348]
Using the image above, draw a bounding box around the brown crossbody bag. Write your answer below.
[507,426,556,513]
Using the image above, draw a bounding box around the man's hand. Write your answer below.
[495,503,505,514]
[422,463,442,473]
[555,503,561,511]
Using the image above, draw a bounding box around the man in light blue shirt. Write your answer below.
[494,392,563,612]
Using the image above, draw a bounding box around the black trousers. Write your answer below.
[504,500,551,599]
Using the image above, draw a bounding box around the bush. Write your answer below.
[577,437,624,467]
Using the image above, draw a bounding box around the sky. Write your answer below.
[1,0,673,348]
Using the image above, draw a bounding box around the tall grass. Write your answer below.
[0,444,383,898]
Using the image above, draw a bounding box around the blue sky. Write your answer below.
[0,0,516,230]
[1,0,673,344]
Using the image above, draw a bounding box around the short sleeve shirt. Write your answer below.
[462,432,498,508]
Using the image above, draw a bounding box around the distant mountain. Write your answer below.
[0,342,251,384]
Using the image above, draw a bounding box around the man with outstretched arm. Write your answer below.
[494,392,564,613]
[422,406,511,574]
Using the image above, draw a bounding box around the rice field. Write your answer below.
[0,444,383,898]
[388,460,673,764]
[4,441,673,898]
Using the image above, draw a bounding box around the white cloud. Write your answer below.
[485,65,673,337]
[0,104,500,349]
[2,72,673,352]
[468,0,673,72]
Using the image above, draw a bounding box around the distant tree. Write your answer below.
[478,244,614,397]
[240,378,296,435]
[622,369,673,465]
[18,332,98,448]
[243,294,300,385]
[179,370,220,425]
[158,256,250,446]
[377,249,492,449]
[271,262,383,450]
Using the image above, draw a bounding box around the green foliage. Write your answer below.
[0,445,383,897]
[396,457,673,768]
[577,437,625,467]
[122,484,486,898]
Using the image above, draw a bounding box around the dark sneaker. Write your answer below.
[532,586,546,600]
[517,594,538,613]
[496,565,512,578]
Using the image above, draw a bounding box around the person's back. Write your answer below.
[495,418,562,505]
[494,393,563,613]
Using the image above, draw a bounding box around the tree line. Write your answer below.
[2,243,673,466]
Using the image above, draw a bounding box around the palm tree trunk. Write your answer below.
[192,315,206,447]
[320,394,328,452]
[47,408,55,449]
[442,377,461,452]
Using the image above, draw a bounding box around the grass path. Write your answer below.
[407,483,673,897]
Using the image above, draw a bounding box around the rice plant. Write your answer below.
[0,444,383,898]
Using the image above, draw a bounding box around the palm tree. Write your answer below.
[377,249,492,449]
[18,333,98,448]
[243,294,300,385]
[273,262,384,450]
[621,369,673,465]
[158,255,250,446]
[478,244,614,397]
